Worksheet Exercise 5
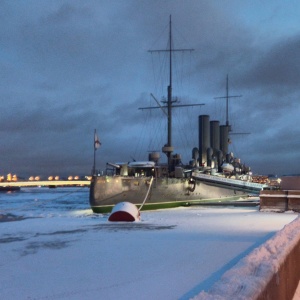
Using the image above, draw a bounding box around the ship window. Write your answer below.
[128,167,155,177]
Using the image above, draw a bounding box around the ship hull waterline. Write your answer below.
[89,175,256,214]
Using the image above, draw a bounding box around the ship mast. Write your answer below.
[214,74,242,131]
[167,15,172,152]
[214,76,249,149]
[140,15,203,173]
[163,15,177,168]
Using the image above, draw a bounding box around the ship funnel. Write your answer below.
[210,121,220,156]
[207,147,213,167]
[198,115,210,166]
[220,125,229,158]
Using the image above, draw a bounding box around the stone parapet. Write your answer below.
[287,190,300,212]
[193,217,300,300]
[259,190,288,212]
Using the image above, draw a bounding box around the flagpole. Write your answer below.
[93,129,96,175]
[93,129,101,175]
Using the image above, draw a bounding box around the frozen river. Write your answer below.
[0,187,298,299]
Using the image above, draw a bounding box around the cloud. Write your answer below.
[0,1,299,176]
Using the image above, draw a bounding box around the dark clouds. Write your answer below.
[0,0,299,177]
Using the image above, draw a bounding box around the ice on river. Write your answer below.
[0,187,298,299]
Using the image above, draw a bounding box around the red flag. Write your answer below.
[94,132,101,150]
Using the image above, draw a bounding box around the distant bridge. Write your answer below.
[0,180,90,188]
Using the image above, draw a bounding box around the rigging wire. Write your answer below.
[133,109,149,160]
[133,95,166,160]
[136,19,197,163]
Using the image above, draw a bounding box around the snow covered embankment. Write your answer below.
[193,215,300,300]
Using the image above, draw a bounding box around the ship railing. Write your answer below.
[192,171,267,190]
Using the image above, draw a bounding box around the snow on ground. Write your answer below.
[0,205,298,300]
[193,213,300,299]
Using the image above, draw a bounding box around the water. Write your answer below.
[0,186,93,220]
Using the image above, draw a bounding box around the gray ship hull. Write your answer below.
[89,175,250,213]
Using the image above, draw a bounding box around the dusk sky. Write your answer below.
[1,0,300,177]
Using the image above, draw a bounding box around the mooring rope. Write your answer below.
[138,176,154,211]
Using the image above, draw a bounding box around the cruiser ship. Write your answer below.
[89,17,266,213]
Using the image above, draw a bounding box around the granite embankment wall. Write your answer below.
[260,190,300,213]
[256,235,300,300]
[193,216,300,300]
[256,176,300,299]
